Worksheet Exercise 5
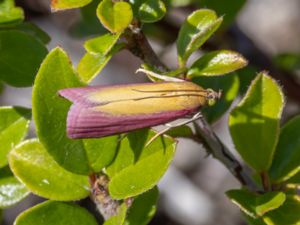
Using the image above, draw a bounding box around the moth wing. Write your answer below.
[66,103,195,139]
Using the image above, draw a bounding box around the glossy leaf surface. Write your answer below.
[188,50,248,77]
[0,176,29,208]
[176,9,222,66]
[9,139,90,201]
[139,0,166,23]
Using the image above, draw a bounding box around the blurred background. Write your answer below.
[1,0,300,224]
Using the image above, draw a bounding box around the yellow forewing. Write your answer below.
[88,82,209,115]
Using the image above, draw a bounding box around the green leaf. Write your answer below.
[77,44,122,83]
[270,116,300,183]
[226,189,286,218]
[33,47,119,175]
[9,139,90,201]
[188,50,248,77]
[14,201,98,225]
[0,30,48,87]
[0,176,29,208]
[125,187,158,225]
[198,0,246,28]
[192,72,240,123]
[97,0,133,33]
[107,129,176,199]
[139,0,166,23]
[176,9,223,67]
[0,106,31,168]
[84,33,120,55]
[229,72,285,171]
[104,203,127,225]
[84,136,119,173]
[77,52,112,84]
[51,0,92,10]
[262,195,300,225]
[0,0,24,24]
[33,47,92,175]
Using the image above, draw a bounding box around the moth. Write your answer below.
[59,79,220,139]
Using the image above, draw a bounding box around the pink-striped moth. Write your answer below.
[59,81,221,139]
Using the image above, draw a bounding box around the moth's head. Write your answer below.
[206,89,222,106]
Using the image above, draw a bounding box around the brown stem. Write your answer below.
[193,118,258,191]
[260,171,271,192]
[124,20,168,72]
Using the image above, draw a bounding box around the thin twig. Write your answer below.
[124,20,168,72]
[193,118,258,191]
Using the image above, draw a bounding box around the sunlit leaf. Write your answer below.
[229,72,284,172]
[9,139,90,200]
[97,0,133,33]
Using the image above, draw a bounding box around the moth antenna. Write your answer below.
[136,68,184,82]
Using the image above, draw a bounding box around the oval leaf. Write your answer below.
[33,47,90,174]
[14,201,98,225]
[138,0,166,23]
[0,176,29,209]
[9,139,90,201]
[0,106,30,168]
[176,9,223,67]
[97,0,133,33]
[0,30,48,87]
[188,50,248,77]
[108,130,176,199]
[51,0,92,10]
[229,72,285,172]
[270,115,300,182]
[226,189,286,218]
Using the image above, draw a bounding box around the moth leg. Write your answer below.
[136,68,184,82]
[146,112,202,147]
